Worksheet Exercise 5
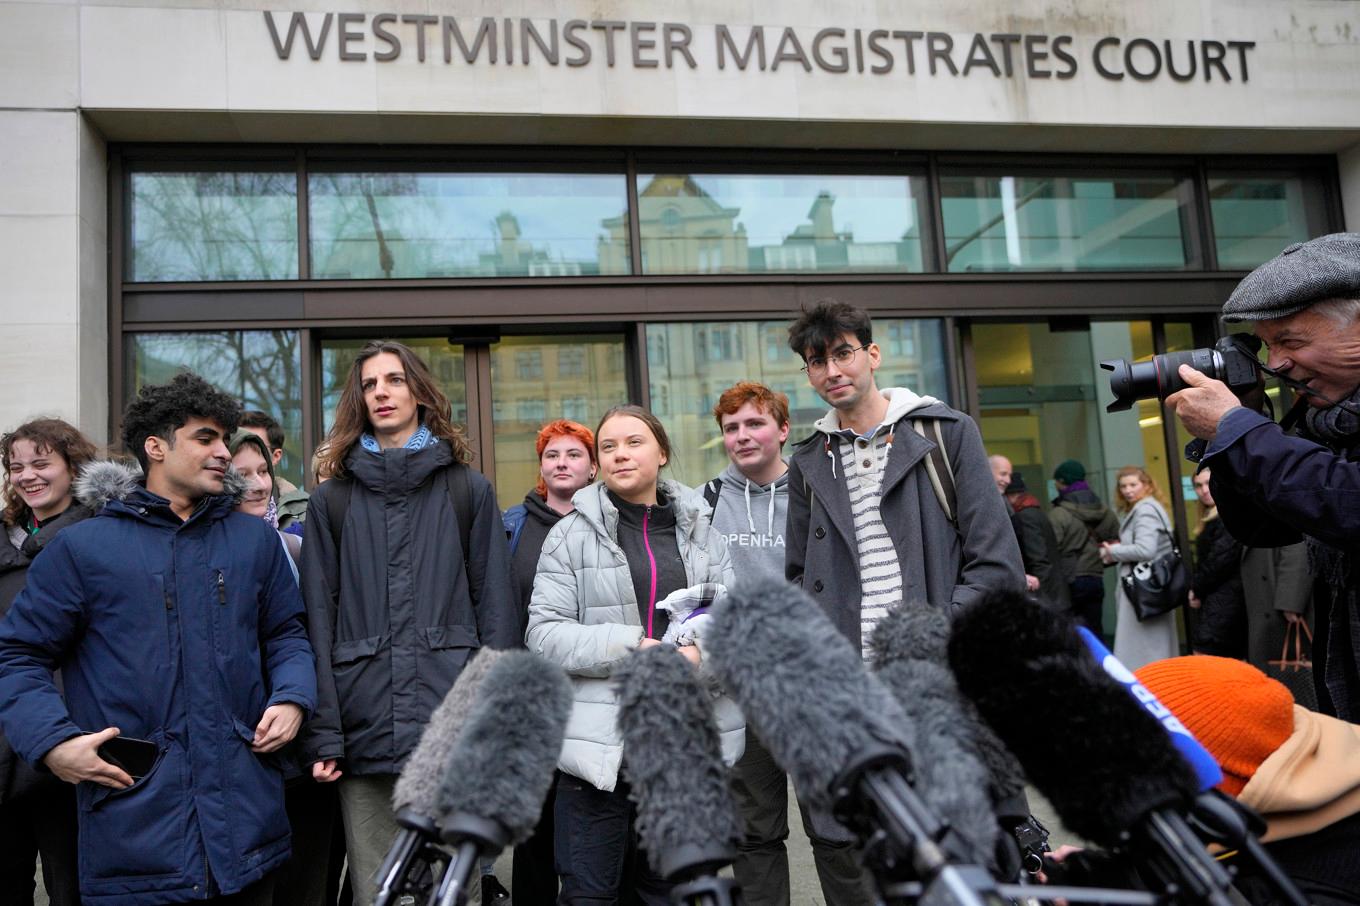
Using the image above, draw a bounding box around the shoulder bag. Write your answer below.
[1121,504,1191,622]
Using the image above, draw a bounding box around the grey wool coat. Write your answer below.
[1105,497,1180,670]
[525,479,744,792]
[785,398,1024,649]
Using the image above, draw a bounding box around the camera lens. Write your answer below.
[1102,350,1213,413]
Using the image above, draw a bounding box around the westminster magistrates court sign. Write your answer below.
[263,12,1257,84]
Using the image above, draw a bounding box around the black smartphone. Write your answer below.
[96,735,159,780]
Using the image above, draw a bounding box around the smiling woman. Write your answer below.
[1,417,100,906]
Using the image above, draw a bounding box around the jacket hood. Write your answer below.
[522,488,566,526]
[345,437,455,495]
[812,386,940,436]
[75,459,143,511]
[715,461,788,535]
[1055,488,1112,523]
[1240,705,1360,843]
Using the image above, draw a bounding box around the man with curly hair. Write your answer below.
[0,372,316,905]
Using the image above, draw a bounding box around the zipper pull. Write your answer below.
[164,590,174,611]
[216,570,226,605]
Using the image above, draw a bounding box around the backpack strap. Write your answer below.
[910,418,957,524]
[702,478,722,511]
[327,477,354,552]
[443,463,474,568]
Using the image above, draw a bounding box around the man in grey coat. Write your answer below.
[784,301,1024,656]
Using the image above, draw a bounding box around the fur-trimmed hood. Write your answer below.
[75,458,249,513]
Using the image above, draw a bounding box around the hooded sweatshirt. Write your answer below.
[811,387,938,654]
[1049,483,1120,580]
[1232,706,1360,903]
[706,461,789,583]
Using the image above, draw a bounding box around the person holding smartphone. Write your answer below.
[0,373,316,906]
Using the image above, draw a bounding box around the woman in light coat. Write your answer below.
[526,405,742,906]
[1100,465,1181,670]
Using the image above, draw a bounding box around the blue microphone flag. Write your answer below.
[1077,627,1223,791]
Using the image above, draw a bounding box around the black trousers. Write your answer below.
[513,773,559,906]
[553,773,670,906]
[0,778,80,906]
[1070,576,1106,638]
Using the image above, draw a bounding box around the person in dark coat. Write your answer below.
[301,340,520,906]
[1048,459,1120,635]
[1187,467,1247,657]
[1242,542,1313,671]
[0,374,316,906]
[0,418,98,906]
[1165,233,1360,720]
[501,418,597,906]
[990,458,1070,611]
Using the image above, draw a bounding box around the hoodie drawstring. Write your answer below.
[742,478,756,534]
[766,483,776,534]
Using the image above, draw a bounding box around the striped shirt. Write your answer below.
[834,427,902,658]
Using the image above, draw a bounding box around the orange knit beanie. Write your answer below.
[1134,656,1295,797]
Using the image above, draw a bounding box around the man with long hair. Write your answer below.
[300,340,518,905]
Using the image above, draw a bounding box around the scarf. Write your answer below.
[1303,385,1360,444]
[360,423,435,453]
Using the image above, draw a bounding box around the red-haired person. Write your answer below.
[704,382,872,906]
[500,419,597,905]
[0,418,97,906]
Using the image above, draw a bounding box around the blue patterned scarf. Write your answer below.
[360,423,436,453]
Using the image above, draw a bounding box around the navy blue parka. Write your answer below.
[1202,406,1360,719]
[0,463,316,905]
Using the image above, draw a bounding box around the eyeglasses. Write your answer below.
[802,344,869,375]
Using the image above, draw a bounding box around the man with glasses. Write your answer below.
[785,301,1023,659]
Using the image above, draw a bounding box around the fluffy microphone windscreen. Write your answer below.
[948,590,1199,848]
[708,577,915,811]
[434,651,573,844]
[867,604,1005,862]
[614,646,742,869]
[392,647,510,814]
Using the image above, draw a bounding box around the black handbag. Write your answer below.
[1120,505,1190,622]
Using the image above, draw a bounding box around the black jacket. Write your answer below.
[1203,407,1360,719]
[0,504,92,804]
[507,491,567,630]
[1190,516,1246,657]
[1008,494,1072,611]
[300,440,520,774]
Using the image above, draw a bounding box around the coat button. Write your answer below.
[862,459,872,469]
[814,526,826,539]
[813,580,824,592]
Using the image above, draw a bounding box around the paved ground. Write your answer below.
[34,786,1073,905]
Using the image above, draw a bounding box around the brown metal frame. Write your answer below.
[107,144,1345,491]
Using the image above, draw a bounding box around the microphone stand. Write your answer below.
[1187,791,1308,906]
[1127,808,1238,906]
[428,813,510,906]
[830,746,1009,906]
[660,842,744,906]
[375,809,446,906]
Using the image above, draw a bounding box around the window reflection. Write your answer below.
[634,174,927,275]
[941,172,1193,272]
[489,334,630,508]
[1208,173,1325,269]
[129,171,298,282]
[647,319,950,488]
[309,172,630,279]
[125,331,302,485]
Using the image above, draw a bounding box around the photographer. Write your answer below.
[1164,232,1360,721]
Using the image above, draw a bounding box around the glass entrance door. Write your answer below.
[317,332,631,504]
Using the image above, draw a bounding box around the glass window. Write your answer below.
[125,331,303,486]
[128,171,298,282]
[647,319,950,488]
[489,334,630,507]
[941,171,1193,272]
[319,337,468,438]
[309,172,630,279]
[635,173,928,275]
[1208,172,1328,269]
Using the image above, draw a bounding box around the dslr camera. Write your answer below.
[1101,334,1262,413]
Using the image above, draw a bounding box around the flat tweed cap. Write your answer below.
[1222,232,1360,322]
